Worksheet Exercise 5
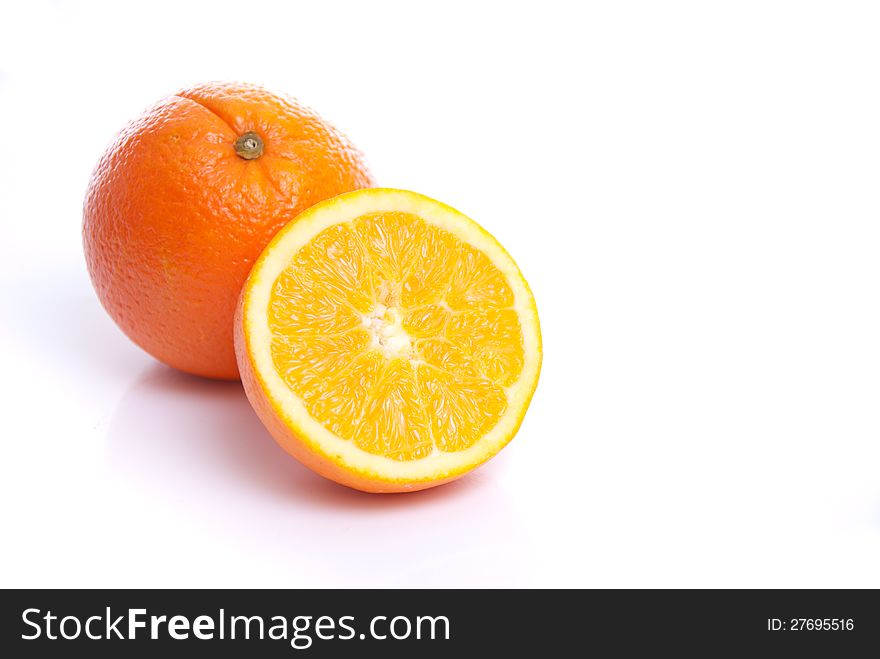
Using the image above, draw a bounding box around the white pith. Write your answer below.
[362,303,414,358]
[244,189,541,482]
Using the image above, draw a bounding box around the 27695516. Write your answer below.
[767,618,854,631]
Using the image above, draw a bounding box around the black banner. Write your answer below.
[1,589,878,656]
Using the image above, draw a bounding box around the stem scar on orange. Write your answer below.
[236,189,542,493]
[83,82,374,379]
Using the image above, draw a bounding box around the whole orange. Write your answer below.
[83,81,374,379]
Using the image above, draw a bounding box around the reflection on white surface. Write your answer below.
[1,266,145,393]
[105,366,529,587]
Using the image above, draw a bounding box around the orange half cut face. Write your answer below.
[236,188,542,492]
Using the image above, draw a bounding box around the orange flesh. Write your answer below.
[267,211,525,461]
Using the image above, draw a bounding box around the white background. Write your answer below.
[1,0,879,588]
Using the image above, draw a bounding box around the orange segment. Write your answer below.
[447,243,515,309]
[236,188,542,493]
[402,304,449,337]
[401,223,460,307]
[356,358,433,461]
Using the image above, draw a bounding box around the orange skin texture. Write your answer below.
[234,297,463,494]
[83,82,374,379]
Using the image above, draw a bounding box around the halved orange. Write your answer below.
[235,189,542,492]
